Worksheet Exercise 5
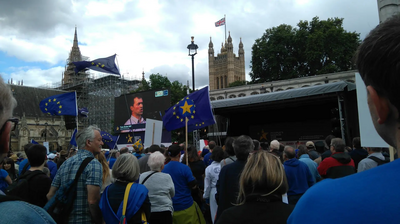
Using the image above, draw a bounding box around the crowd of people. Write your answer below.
[1,14,400,224]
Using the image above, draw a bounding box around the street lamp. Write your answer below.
[45,122,48,142]
[187,36,198,91]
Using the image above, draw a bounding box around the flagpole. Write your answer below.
[224,14,226,41]
[75,91,78,131]
[185,117,188,166]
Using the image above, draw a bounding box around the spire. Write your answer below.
[239,37,243,48]
[142,70,145,80]
[209,36,213,48]
[69,27,82,63]
[227,31,232,43]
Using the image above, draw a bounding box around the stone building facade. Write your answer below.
[377,0,400,23]
[208,32,245,90]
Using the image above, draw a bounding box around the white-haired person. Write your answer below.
[139,151,175,224]
[216,151,294,224]
[100,153,150,223]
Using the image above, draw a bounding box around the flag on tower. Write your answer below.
[215,17,225,27]
[72,54,120,75]
[163,86,215,132]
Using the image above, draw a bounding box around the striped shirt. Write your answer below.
[52,149,102,223]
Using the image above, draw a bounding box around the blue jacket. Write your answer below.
[283,158,314,196]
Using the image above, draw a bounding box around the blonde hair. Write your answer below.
[237,151,288,205]
[95,152,110,184]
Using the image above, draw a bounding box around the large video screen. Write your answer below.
[114,89,171,133]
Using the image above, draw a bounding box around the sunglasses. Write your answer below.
[0,118,19,134]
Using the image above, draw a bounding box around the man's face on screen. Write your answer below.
[131,97,143,118]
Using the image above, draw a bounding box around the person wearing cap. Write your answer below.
[306,141,320,160]
[47,153,58,180]
[162,144,205,224]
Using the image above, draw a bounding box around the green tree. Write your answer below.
[149,73,171,90]
[250,17,360,83]
[170,80,189,105]
[228,80,247,87]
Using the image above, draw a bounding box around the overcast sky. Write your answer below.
[0,0,379,89]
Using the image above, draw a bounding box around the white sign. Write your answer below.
[355,72,389,148]
[144,119,163,147]
[43,142,49,154]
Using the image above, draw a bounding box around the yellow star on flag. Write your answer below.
[180,118,183,122]
[180,101,193,115]
[45,108,47,111]
[57,101,60,104]
[53,98,56,102]
[45,103,48,106]
[59,105,62,109]
[191,115,194,119]
[48,99,51,102]
[58,111,61,114]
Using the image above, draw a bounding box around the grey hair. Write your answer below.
[0,78,17,128]
[76,125,101,150]
[331,138,346,152]
[147,151,165,171]
[112,153,140,182]
[233,135,254,161]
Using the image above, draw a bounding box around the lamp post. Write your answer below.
[187,36,198,91]
[45,122,48,142]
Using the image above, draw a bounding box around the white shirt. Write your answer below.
[122,115,146,133]
[203,161,221,199]
[358,152,385,172]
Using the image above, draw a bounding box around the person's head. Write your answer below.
[325,135,335,149]
[260,142,269,151]
[148,144,162,153]
[356,15,400,148]
[27,144,47,167]
[367,147,383,154]
[147,151,166,171]
[306,141,315,150]
[237,151,288,204]
[224,137,235,156]
[130,96,143,119]
[109,149,119,158]
[0,77,17,160]
[112,153,140,182]
[2,157,15,171]
[253,140,260,151]
[314,141,325,154]
[183,145,200,162]
[167,144,181,158]
[233,135,254,161]
[283,146,296,160]
[297,145,308,158]
[208,141,216,151]
[120,147,129,155]
[42,167,50,177]
[330,138,346,153]
[270,140,280,151]
[76,125,103,155]
[211,146,224,162]
[352,137,361,149]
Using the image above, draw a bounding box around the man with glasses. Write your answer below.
[0,77,56,223]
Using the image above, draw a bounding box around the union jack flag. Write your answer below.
[215,18,225,27]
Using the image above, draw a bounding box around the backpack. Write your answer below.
[5,170,45,200]
[368,156,390,166]
[44,157,93,224]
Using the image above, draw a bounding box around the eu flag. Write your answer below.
[101,131,119,149]
[30,139,39,144]
[70,128,78,147]
[163,86,215,132]
[72,54,120,75]
[39,92,77,116]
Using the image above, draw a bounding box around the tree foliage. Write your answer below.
[228,80,247,87]
[250,17,361,83]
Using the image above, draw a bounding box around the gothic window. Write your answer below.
[250,92,259,95]
[216,78,219,89]
[210,97,216,101]
[221,77,223,88]
[229,95,236,98]
[217,96,224,100]
[238,93,246,97]
[225,76,228,88]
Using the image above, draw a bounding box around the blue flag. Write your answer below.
[39,92,77,116]
[72,54,120,75]
[78,107,89,117]
[30,139,39,144]
[163,86,215,132]
[101,131,119,149]
[70,128,78,147]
